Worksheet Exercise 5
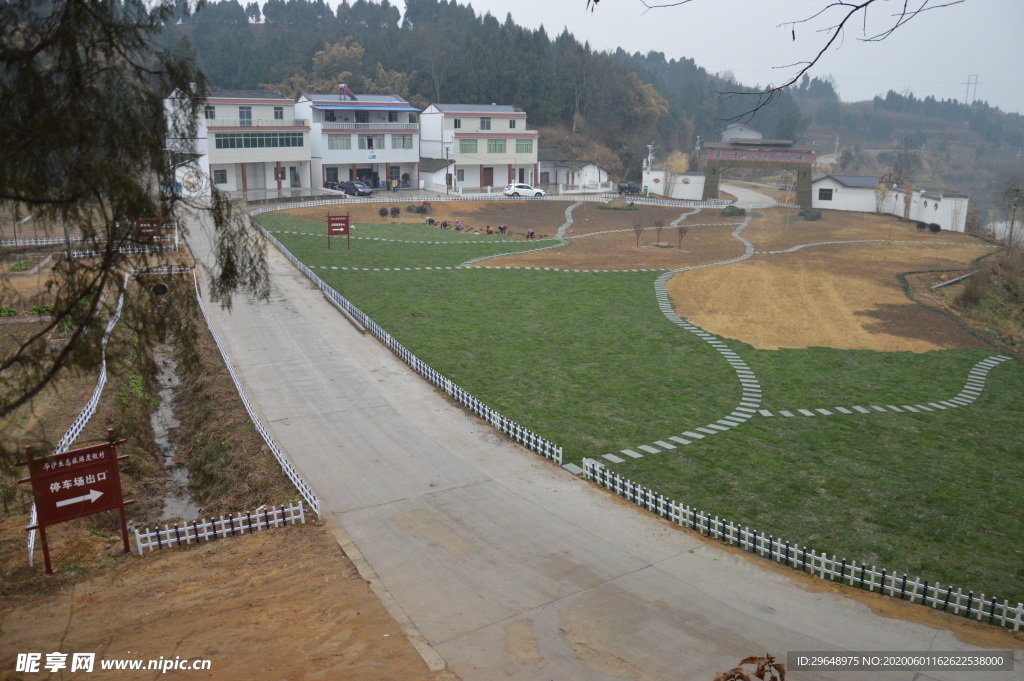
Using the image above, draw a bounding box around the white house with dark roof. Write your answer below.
[537,147,610,191]
[812,173,969,232]
[296,86,420,189]
[721,123,763,143]
[419,103,539,191]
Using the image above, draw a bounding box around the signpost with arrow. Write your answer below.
[19,429,134,574]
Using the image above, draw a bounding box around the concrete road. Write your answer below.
[186,211,1021,681]
[722,181,777,205]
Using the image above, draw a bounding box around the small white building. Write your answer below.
[641,168,706,200]
[537,147,609,191]
[296,86,420,189]
[811,173,969,232]
[721,123,763,143]
[419,103,539,191]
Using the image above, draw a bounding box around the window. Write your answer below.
[453,118,461,129]
[817,188,833,201]
[214,132,304,149]
[393,134,413,150]
[515,139,532,154]
[487,139,506,154]
[204,105,216,120]
[274,106,284,120]
[388,111,398,123]
[325,167,339,183]
[459,139,477,154]
[408,114,417,124]
[238,106,252,126]
[325,111,337,122]
[327,135,352,150]
[358,135,384,150]
[456,169,465,181]
[355,111,369,124]
[509,119,516,129]
[480,117,491,130]
[212,169,227,184]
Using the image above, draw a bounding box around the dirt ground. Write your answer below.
[0,518,455,681]
[669,211,994,351]
[0,250,458,681]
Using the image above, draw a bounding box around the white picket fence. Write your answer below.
[584,459,1024,631]
[191,272,322,515]
[28,266,191,564]
[134,502,305,554]
[71,241,178,259]
[249,209,563,465]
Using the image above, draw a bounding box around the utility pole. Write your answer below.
[445,146,452,196]
[962,74,981,105]
[645,143,657,197]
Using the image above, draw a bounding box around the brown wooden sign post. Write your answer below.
[327,213,351,250]
[19,429,134,574]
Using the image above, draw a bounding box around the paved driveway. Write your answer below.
[186,210,1020,681]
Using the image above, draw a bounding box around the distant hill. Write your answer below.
[162,0,1024,210]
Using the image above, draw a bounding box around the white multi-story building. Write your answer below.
[296,86,421,189]
[194,89,311,194]
[419,104,539,190]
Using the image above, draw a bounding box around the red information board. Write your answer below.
[327,214,349,235]
[326,214,351,250]
[133,218,163,239]
[20,431,133,574]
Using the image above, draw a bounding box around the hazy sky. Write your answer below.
[392,0,1024,116]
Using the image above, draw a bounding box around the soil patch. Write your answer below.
[0,518,455,681]
[668,241,991,351]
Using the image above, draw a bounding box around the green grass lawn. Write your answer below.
[257,212,1024,604]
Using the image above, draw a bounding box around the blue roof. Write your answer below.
[313,104,419,112]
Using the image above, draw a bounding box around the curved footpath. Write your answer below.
[185,209,1020,681]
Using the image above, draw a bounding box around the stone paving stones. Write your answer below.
[602,453,626,464]
[668,436,691,445]
[682,431,705,440]
[653,440,676,449]
[561,463,584,475]
[779,410,795,418]
[696,427,719,435]
[835,407,853,414]
[885,405,904,413]
[620,449,645,458]
[637,445,661,454]
[798,409,815,416]
[759,410,774,417]
[815,408,833,415]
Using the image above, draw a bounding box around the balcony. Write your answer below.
[320,122,419,132]
[206,118,309,128]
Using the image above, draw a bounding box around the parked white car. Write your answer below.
[503,183,545,198]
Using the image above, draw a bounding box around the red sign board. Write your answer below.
[27,442,125,526]
[326,214,351,250]
[327,215,349,235]
[133,218,163,239]
[707,149,815,164]
[20,433,133,574]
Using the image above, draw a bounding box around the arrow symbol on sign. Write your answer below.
[56,489,104,507]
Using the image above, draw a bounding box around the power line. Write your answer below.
[962,74,981,105]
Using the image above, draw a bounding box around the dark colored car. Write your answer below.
[618,181,641,195]
[340,180,373,196]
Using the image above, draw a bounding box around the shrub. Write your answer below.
[917,221,928,231]
[0,307,18,317]
[799,208,822,221]
[406,204,419,213]
[390,206,400,218]
[929,223,942,233]
[378,207,389,218]
[30,304,54,315]
[721,205,746,217]
[415,205,430,214]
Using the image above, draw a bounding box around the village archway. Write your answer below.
[703,142,816,208]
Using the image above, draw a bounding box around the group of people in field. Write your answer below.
[424,217,538,240]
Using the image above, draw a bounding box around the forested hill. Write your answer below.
[160,0,805,176]
[163,0,1023,196]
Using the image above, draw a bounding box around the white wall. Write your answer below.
[811,178,877,212]
[642,170,705,200]
[812,180,969,232]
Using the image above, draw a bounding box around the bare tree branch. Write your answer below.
[588,0,964,119]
